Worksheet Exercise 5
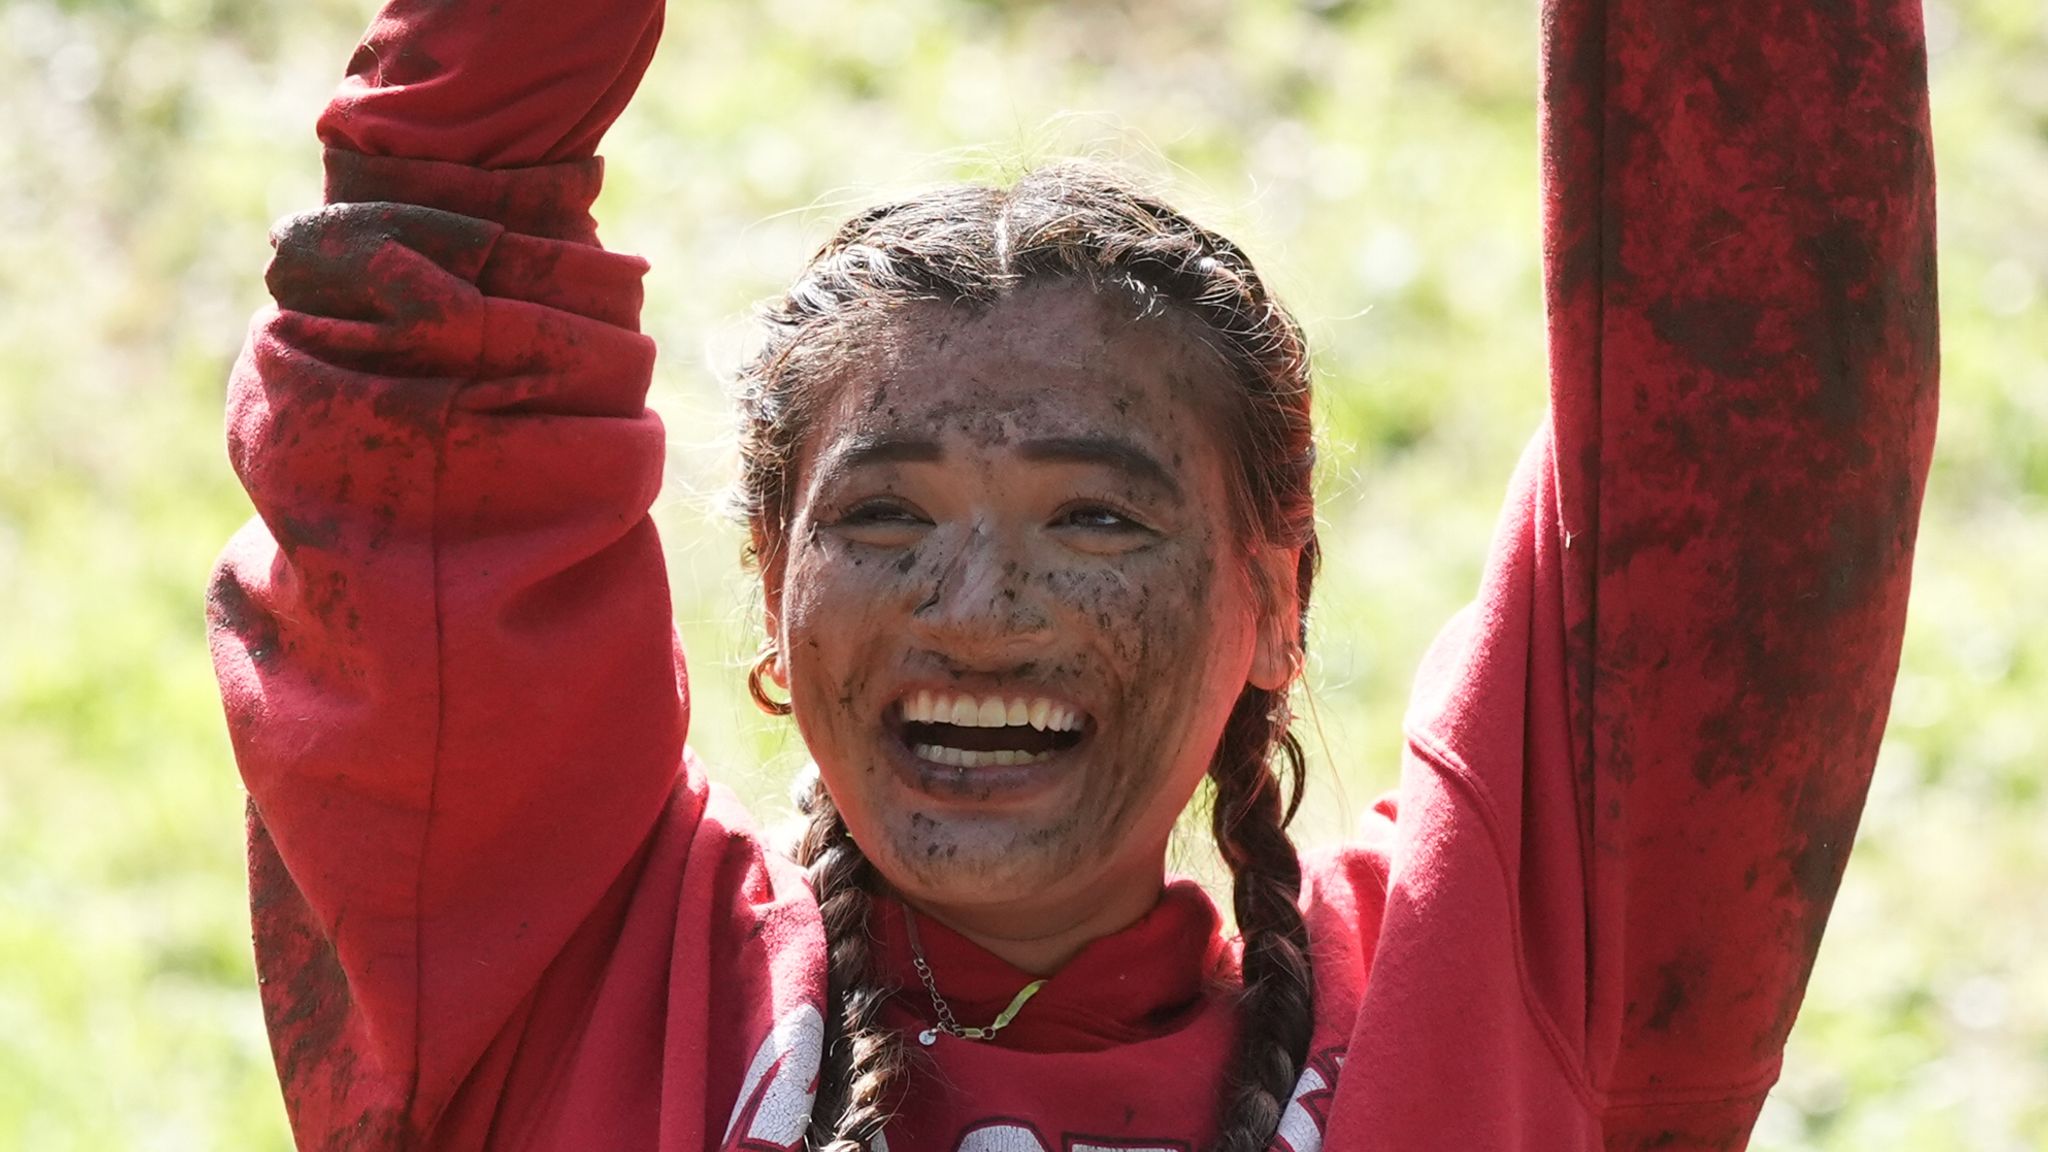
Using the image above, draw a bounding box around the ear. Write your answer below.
[760,627,791,690]
[1247,544,1302,693]
[757,533,791,688]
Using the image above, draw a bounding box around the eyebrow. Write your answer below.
[1017,436,1184,500]
[828,432,945,471]
[820,430,1184,501]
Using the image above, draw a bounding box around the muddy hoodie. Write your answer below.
[207,0,1939,1147]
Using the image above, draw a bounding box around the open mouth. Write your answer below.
[894,690,1090,768]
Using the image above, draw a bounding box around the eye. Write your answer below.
[827,498,930,547]
[840,499,923,525]
[1049,502,1158,556]
[1050,502,1158,547]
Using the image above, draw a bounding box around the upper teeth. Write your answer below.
[902,691,1083,733]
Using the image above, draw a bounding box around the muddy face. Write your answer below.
[769,280,1287,936]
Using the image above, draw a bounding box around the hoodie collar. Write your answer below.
[872,879,1230,1053]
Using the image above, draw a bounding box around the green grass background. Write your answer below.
[2,0,2044,1147]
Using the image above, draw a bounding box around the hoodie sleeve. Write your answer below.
[315,0,664,168]
[206,0,688,1141]
[1397,0,1938,1141]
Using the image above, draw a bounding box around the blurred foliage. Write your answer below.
[1,0,2044,1147]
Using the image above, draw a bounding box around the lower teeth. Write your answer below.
[912,744,1051,769]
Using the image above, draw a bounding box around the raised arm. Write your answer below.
[1386,0,1936,1142]
[1547,0,1937,1110]
[207,0,686,1139]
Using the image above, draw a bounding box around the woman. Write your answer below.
[207,0,1938,1148]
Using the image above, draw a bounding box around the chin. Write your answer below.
[873,806,1093,910]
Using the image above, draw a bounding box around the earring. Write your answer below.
[748,642,793,717]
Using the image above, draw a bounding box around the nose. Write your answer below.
[908,520,1054,665]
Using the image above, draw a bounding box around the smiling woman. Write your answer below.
[205,0,1939,1150]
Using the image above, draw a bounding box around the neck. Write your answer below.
[903,870,1168,976]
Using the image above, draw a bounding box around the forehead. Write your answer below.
[814,280,1239,453]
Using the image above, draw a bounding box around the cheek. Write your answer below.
[782,524,893,630]
[780,547,877,710]
[1039,538,1231,677]
[778,531,947,725]
[1094,543,1261,781]
[1047,545,1254,863]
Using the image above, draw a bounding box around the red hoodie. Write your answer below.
[207,1,1938,1149]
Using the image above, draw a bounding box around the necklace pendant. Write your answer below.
[917,1028,939,1047]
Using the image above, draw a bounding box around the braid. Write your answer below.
[1207,687,1315,1152]
[794,779,909,1151]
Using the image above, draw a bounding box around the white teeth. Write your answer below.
[905,691,1087,731]
[911,743,1050,769]
[901,691,1090,769]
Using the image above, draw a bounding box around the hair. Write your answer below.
[732,162,1320,1152]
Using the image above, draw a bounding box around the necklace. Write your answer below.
[902,911,1048,1047]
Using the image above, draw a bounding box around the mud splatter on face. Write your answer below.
[770,281,1275,925]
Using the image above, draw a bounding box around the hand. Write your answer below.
[318,0,666,167]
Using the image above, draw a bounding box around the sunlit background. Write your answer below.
[2,0,2044,1147]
